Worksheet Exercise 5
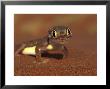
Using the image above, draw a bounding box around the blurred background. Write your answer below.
[14,14,97,45]
[14,14,97,76]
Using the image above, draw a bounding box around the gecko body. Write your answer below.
[15,26,72,62]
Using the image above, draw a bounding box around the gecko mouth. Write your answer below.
[54,37,69,44]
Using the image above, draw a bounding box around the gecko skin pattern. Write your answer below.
[15,26,72,62]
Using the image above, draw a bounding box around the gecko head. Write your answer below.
[48,26,72,44]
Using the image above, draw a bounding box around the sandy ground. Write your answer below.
[14,14,97,76]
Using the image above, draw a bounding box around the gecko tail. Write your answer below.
[14,44,21,52]
[14,43,26,56]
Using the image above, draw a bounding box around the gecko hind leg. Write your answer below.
[35,52,48,64]
[35,46,50,64]
[36,53,42,62]
[35,47,43,63]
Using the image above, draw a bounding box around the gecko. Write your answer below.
[15,26,72,62]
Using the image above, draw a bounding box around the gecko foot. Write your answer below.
[40,58,49,64]
[34,57,49,64]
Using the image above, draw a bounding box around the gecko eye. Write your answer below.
[52,30,57,38]
[67,29,71,36]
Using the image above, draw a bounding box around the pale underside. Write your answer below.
[22,44,53,55]
[22,46,36,55]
